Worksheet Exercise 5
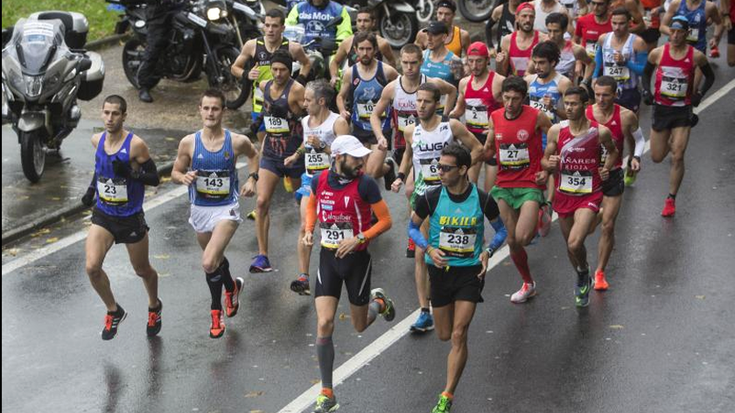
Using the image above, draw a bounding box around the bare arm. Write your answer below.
[231,40,256,79]
[232,133,259,197]
[370,82,395,145]
[291,42,312,79]
[536,110,553,136]
[496,35,511,76]
[627,0,647,34]
[484,116,496,161]
[659,0,681,37]
[333,116,351,136]
[336,67,353,118]
[378,37,397,68]
[598,126,618,177]
[172,135,195,186]
[329,36,352,82]
[288,84,306,117]
[541,125,561,172]
[430,78,458,114]
[451,120,483,165]
[448,77,469,118]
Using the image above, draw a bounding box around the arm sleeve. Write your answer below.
[87,172,97,190]
[131,158,160,186]
[305,192,318,233]
[336,8,353,42]
[593,45,604,78]
[408,219,429,250]
[632,127,645,157]
[479,189,500,222]
[285,5,299,26]
[363,200,391,240]
[642,61,656,95]
[358,175,383,204]
[625,51,649,76]
[698,62,715,96]
[485,18,497,49]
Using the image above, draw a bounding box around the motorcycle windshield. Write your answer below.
[283,24,305,44]
[15,21,65,75]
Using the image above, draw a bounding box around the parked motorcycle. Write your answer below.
[105,0,248,109]
[2,12,105,183]
[458,0,494,23]
[284,16,342,82]
[224,0,265,49]
[346,1,419,49]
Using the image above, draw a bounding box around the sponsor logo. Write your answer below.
[517,129,530,142]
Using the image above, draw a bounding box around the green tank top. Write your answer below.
[427,184,485,267]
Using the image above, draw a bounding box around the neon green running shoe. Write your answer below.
[370,288,396,322]
[575,276,593,308]
[312,393,339,413]
[432,394,453,413]
[624,170,637,187]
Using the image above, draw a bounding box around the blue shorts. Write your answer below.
[251,111,265,132]
[615,88,641,113]
[295,173,313,202]
[260,156,305,179]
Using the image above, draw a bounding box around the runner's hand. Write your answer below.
[307,135,322,147]
[477,250,491,279]
[391,178,404,193]
[303,232,313,247]
[535,170,549,185]
[340,110,351,120]
[284,153,298,167]
[427,246,447,268]
[630,157,641,172]
[691,91,703,107]
[240,178,256,197]
[182,170,197,186]
[642,89,654,106]
[336,237,360,258]
[248,63,260,80]
[599,167,610,181]
[330,76,339,88]
[81,187,96,207]
[547,155,560,171]
[377,137,388,151]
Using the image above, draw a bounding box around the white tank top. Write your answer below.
[534,0,567,33]
[301,112,339,176]
[412,117,454,188]
[556,40,576,78]
[602,33,639,90]
[393,74,426,134]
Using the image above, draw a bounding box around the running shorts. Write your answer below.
[315,248,372,306]
[490,186,545,210]
[260,156,305,179]
[641,27,661,44]
[602,167,625,197]
[616,88,641,113]
[189,201,242,233]
[652,104,693,132]
[428,264,485,308]
[91,209,148,244]
[471,132,497,165]
[553,190,603,218]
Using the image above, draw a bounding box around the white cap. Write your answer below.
[330,135,372,158]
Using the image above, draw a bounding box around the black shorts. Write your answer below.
[260,156,305,179]
[470,132,497,166]
[315,248,372,306]
[428,264,485,308]
[91,209,149,244]
[729,27,735,45]
[641,27,661,44]
[602,167,625,197]
[652,104,693,132]
[615,88,641,113]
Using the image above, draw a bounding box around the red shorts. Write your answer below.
[553,190,603,218]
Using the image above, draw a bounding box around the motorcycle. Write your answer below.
[458,0,495,23]
[105,0,248,109]
[346,1,419,49]
[2,12,105,183]
[224,0,265,49]
[284,16,342,82]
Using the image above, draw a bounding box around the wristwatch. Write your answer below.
[248,172,259,182]
[356,233,366,243]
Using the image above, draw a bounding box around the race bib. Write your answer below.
[320,222,353,249]
[603,62,630,82]
[499,143,530,169]
[264,116,289,134]
[511,56,530,75]
[466,101,489,129]
[97,177,128,204]
[600,145,608,166]
[397,113,417,132]
[585,41,598,58]
[356,102,377,119]
[196,170,231,199]
[306,149,330,174]
[419,158,441,184]
[686,28,699,43]
[529,96,554,119]
[560,170,593,194]
[438,226,477,258]
[660,75,688,100]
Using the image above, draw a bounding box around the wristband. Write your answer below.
[397,172,406,182]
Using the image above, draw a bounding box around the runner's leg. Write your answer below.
[124,233,159,308]
[443,300,477,395]
[596,194,623,274]
[667,126,691,196]
[255,168,280,255]
[85,225,117,311]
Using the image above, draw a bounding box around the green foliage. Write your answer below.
[2,0,120,41]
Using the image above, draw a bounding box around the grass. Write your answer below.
[2,0,120,42]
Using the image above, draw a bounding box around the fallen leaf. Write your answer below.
[310,379,320,385]
[31,228,51,237]
[338,313,350,320]
[695,295,705,300]
[153,254,170,259]
[244,391,264,398]
[609,325,624,329]
[6,248,20,256]
[46,237,59,244]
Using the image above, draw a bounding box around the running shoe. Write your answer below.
[624,169,637,187]
[407,238,416,258]
[384,157,397,191]
[510,282,537,303]
[102,304,127,341]
[210,309,225,338]
[225,277,244,317]
[432,394,453,413]
[690,113,699,128]
[594,269,609,291]
[246,209,256,221]
[575,276,593,307]
[283,176,294,192]
[537,202,552,237]
[312,393,339,413]
[709,46,720,58]
[290,273,311,295]
[146,300,162,337]
[249,254,273,273]
[370,288,396,322]
[410,311,435,333]
[661,197,676,217]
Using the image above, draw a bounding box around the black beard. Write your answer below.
[339,160,360,180]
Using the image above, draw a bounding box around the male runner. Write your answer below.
[724,0,735,66]
[286,80,350,295]
[545,12,595,83]
[252,50,306,272]
[661,0,724,56]
[542,86,618,307]
[171,89,259,338]
[302,135,395,413]
[415,0,471,57]
[420,20,465,89]
[498,3,547,77]
[408,144,499,413]
[587,76,644,289]
[84,95,161,341]
[484,76,553,303]
[532,0,569,34]
[575,0,613,60]
[391,83,484,333]
[487,0,521,53]
[641,0,665,52]
[641,15,715,217]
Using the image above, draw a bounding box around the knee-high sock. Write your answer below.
[510,247,533,284]
[206,270,224,310]
[220,257,235,292]
[316,336,335,389]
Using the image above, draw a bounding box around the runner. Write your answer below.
[587,75,645,290]
[498,2,547,77]
[484,76,553,303]
[641,15,715,217]
[391,82,484,333]
[171,89,260,338]
[545,12,595,84]
[407,143,499,413]
[574,0,613,61]
[419,20,465,99]
[83,95,162,341]
[302,135,395,413]
[542,86,618,307]
[251,50,306,272]
[661,0,724,56]
[285,80,350,295]
[486,0,521,53]
[532,0,570,34]
[641,0,664,52]
[415,0,471,57]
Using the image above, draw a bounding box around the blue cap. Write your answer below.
[670,15,689,31]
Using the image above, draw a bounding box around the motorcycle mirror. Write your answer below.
[2,27,13,48]
[78,57,92,72]
[325,16,343,29]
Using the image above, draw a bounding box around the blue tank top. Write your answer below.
[427,184,485,267]
[189,129,239,207]
[421,49,457,84]
[528,73,564,124]
[677,0,707,52]
[94,132,145,217]
[350,61,390,132]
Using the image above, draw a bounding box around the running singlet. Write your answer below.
[556,122,603,196]
[190,129,239,207]
[445,26,463,56]
[528,73,564,123]
[301,112,339,176]
[315,171,372,251]
[263,79,301,160]
[252,37,290,114]
[534,0,566,33]
[421,49,458,84]
[350,61,390,132]
[556,40,576,79]
[586,104,625,169]
[497,2,516,51]
[392,75,425,149]
[95,131,145,216]
[491,105,544,189]
[576,13,613,58]
[642,0,662,29]
[677,0,707,52]
[508,31,540,77]
[464,72,501,135]
[654,43,695,107]
[412,117,455,196]
[427,185,485,267]
[601,33,640,90]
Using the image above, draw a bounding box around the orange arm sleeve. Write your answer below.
[305,193,318,233]
[363,199,392,240]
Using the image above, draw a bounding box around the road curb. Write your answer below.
[1,161,174,246]
[86,33,130,51]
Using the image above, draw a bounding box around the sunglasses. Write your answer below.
[438,164,459,172]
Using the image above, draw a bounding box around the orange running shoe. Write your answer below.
[209,309,225,338]
[224,277,244,318]
[661,197,676,217]
[146,300,162,337]
[594,270,609,291]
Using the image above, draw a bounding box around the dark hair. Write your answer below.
[532,41,561,66]
[200,88,226,107]
[502,76,528,96]
[611,7,631,21]
[265,8,286,25]
[441,143,471,170]
[418,82,441,102]
[103,95,127,113]
[437,0,457,13]
[545,12,569,31]
[271,49,293,69]
[564,86,590,103]
[357,6,375,19]
[594,76,618,92]
[400,43,423,59]
[353,31,378,50]
[306,79,335,104]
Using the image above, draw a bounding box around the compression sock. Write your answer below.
[367,298,384,324]
[316,336,335,390]
[205,270,224,311]
[667,193,676,200]
[510,247,533,284]
[220,256,235,292]
[576,266,590,287]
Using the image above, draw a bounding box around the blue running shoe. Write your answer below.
[575,276,593,308]
[410,311,434,333]
[249,254,273,273]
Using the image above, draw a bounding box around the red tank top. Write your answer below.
[576,13,612,57]
[509,31,539,77]
[316,172,372,251]
[491,106,544,189]
[654,43,695,107]
[556,122,603,196]
[586,104,624,169]
[641,0,662,28]
[464,72,501,134]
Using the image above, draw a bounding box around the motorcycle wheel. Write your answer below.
[214,47,249,110]
[458,0,494,23]
[122,38,159,90]
[379,11,419,49]
[20,130,46,183]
